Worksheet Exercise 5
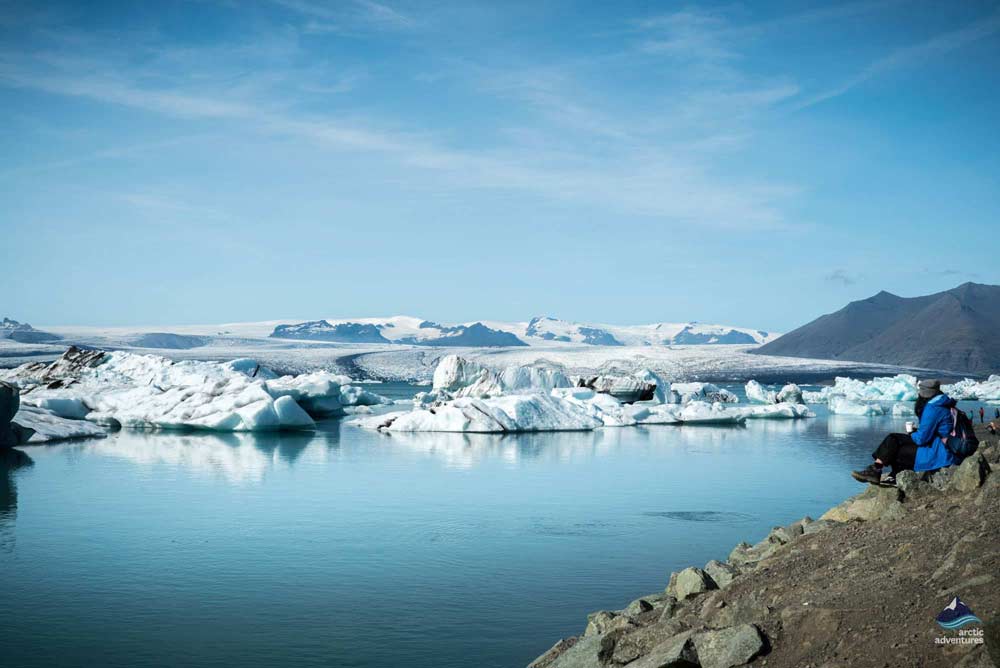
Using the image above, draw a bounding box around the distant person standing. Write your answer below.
[981,406,986,423]
[995,408,1000,420]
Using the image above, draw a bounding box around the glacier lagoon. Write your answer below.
[0,383,995,668]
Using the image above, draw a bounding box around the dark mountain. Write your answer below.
[0,318,61,343]
[755,282,1000,374]
[399,322,528,347]
[270,320,391,343]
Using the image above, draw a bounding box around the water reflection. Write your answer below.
[78,430,329,483]
[0,449,33,552]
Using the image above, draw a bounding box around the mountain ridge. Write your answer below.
[754,282,1000,374]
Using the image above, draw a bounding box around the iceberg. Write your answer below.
[828,396,885,416]
[431,355,571,399]
[745,380,776,404]
[945,375,1000,402]
[14,404,107,442]
[1,348,388,433]
[891,403,915,417]
[671,382,738,404]
[801,374,918,404]
[776,383,804,404]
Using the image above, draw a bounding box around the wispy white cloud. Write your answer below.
[794,10,1000,109]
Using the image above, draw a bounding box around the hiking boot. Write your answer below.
[851,464,883,484]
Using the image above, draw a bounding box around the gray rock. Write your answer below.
[820,485,905,522]
[658,597,680,621]
[611,619,688,665]
[625,598,655,616]
[584,610,633,637]
[896,469,939,502]
[802,519,838,535]
[666,567,716,600]
[951,454,991,493]
[728,539,780,568]
[703,560,739,589]
[1,381,35,448]
[528,637,578,668]
[545,633,609,668]
[627,630,698,668]
[692,624,766,668]
[927,466,955,491]
[767,520,804,545]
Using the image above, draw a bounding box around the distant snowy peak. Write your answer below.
[522,316,773,346]
[271,318,526,347]
[0,317,61,343]
[265,315,774,348]
[271,320,390,344]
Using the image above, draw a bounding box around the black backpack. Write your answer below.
[946,408,980,458]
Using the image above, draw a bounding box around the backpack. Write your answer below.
[946,408,980,458]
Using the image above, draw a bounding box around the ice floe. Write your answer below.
[827,396,886,416]
[14,404,107,442]
[2,348,389,433]
[349,357,813,433]
[944,375,1000,402]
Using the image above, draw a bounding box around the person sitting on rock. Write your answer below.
[851,379,957,484]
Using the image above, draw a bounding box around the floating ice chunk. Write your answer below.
[672,382,738,404]
[828,396,885,416]
[629,403,682,424]
[945,375,1000,402]
[2,349,388,432]
[776,383,804,405]
[745,380,777,404]
[800,374,918,404]
[891,403,915,417]
[735,402,814,420]
[432,355,571,398]
[552,387,636,427]
[14,404,106,442]
[678,401,747,424]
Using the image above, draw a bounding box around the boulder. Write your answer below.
[545,632,615,668]
[625,598,655,616]
[666,567,716,600]
[767,521,804,545]
[727,540,781,568]
[927,466,956,491]
[820,485,906,522]
[692,624,766,668]
[610,619,689,665]
[584,610,634,637]
[528,637,578,668]
[703,560,740,589]
[950,454,991,493]
[895,470,937,501]
[627,630,698,668]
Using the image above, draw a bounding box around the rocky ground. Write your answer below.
[529,423,1000,668]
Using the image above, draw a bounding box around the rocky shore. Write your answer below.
[529,423,1000,668]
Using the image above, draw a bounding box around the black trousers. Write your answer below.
[873,433,917,471]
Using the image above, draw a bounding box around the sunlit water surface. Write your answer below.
[0,384,994,668]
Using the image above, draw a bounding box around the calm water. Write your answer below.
[0,385,993,668]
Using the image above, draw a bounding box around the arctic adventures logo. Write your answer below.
[934,596,984,646]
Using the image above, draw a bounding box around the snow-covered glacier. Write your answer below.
[2,347,389,434]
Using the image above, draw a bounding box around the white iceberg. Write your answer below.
[431,354,571,398]
[804,374,918,404]
[945,375,1000,402]
[828,396,885,416]
[14,404,107,442]
[745,380,776,404]
[776,383,804,404]
[2,349,388,433]
[671,382,738,404]
[891,402,915,417]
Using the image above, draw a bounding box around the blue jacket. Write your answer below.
[911,393,958,472]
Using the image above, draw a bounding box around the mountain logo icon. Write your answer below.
[936,596,982,630]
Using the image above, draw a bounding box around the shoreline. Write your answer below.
[529,423,1000,668]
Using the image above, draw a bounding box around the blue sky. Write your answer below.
[2,0,999,331]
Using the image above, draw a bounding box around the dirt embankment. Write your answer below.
[530,423,1000,668]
